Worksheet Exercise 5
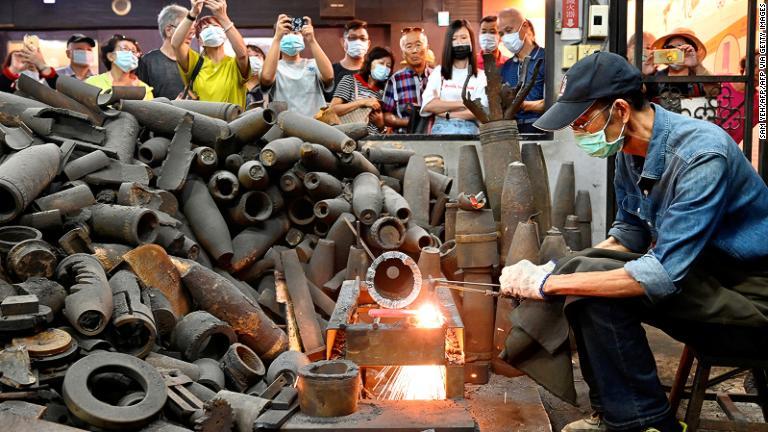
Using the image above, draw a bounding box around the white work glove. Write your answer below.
[499,260,556,300]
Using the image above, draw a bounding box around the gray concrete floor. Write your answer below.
[538,325,765,431]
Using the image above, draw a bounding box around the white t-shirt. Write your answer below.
[273,58,332,118]
[420,65,488,116]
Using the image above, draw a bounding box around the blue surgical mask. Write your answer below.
[280,34,305,56]
[573,106,626,158]
[200,26,226,47]
[479,34,498,52]
[345,39,368,58]
[501,22,525,53]
[114,50,139,72]
[371,64,391,82]
[249,56,263,75]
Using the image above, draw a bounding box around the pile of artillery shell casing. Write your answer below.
[0,76,460,431]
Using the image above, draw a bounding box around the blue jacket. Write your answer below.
[609,104,768,303]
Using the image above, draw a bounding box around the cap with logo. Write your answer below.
[66,34,96,47]
[533,51,642,131]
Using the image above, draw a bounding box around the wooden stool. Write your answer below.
[668,345,768,431]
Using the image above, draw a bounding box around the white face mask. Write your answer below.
[200,26,226,47]
[501,22,525,54]
[20,69,40,81]
[249,56,263,75]
[479,34,498,52]
[71,49,93,66]
[345,39,369,58]
[668,63,686,71]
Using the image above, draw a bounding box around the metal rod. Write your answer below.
[433,278,501,288]
[342,216,376,261]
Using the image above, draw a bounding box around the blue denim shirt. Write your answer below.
[608,104,768,303]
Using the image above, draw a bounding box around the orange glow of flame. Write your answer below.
[375,365,447,400]
[414,303,445,328]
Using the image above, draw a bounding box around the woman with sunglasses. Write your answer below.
[171,0,250,107]
[421,19,487,135]
[86,35,153,100]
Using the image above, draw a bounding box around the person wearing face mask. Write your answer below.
[1,48,58,93]
[245,44,266,107]
[498,8,545,135]
[137,4,190,100]
[476,15,508,70]
[330,47,394,135]
[381,28,432,133]
[56,34,96,81]
[324,19,370,102]
[260,13,334,118]
[421,19,487,135]
[645,28,715,103]
[499,51,768,432]
[171,0,250,107]
[85,35,153,100]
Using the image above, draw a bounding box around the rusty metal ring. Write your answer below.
[365,251,422,309]
[62,352,167,429]
[297,360,360,417]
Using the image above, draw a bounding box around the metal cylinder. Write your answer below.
[220,343,265,391]
[237,160,269,190]
[208,170,240,203]
[552,161,576,230]
[462,270,493,385]
[231,214,290,273]
[194,357,226,392]
[575,190,593,249]
[260,137,303,171]
[338,151,379,177]
[287,196,316,226]
[56,253,113,336]
[457,144,487,198]
[261,124,284,143]
[170,99,243,122]
[277,111,356,154]
[521,142,552,238]
[138,137,171,165]
[18,210,63,231]
[539,228,569,264]
[334,121,369,140]
[33,183,96,216]
[401,223,434,255]
[173,258,289,361]
[225,153,244,172]
[17,73,105,125]
[300,143,338,173]
[351,172,383,225]
[191,146,218,177]
[479,120,521,221]
[364,147,415,164]
[381,185,412,224]
[0,143,60,223]
[6,239,57,281]
[119,99,232,147]
[146,288,177,339]
[326,213,356,273]
[228,107,275,143]
[403,155,430,227]
[297,360,360,417]
[304,172,343,201]
[279,169,305,197]
[15,276,67,314]
[563,215,583,252]
[313,197,351,224]
[89,204,159,245]
[171,310,237,361]
[428,170,453,198]
[454,209,499,269]
[64,150,111,181]
[500,161,535,264]
[366,216,406,250]
[144,352,201,381]
[181,177,233,267]
[0,225,43,254]
[266,350,310,385]
[103,112,140,163]
[109,270,157,358]
[365,251,422,309]
[229,187,283,225]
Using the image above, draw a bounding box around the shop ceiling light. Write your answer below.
[112,0,132,16]
[43,0,56,4]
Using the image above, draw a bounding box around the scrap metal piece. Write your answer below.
[0,225,43,254]
[63,150,111,181]
[0,122,39,151]
[364,146,415,164]
[194,358,226,392]
[84,159,152,186]
[539,227,569,264]
[89,204,159,245]
[146,288,177,338]
[207,170,239,203]
[102,112,139,163]
[0,143,60,223]
[564,215,583,252]
[158,114,195,192]
[21,107,105,144]
[277,111,356,154]
[213,390,270,432]
[296,360,360,417]
[12,328,73,358]
[33,182,95,215]
[338,150,379,177]
[366,216,406,250]
[259,137,303,171]
[237,160,269,190]
[305,172,343,201]
[266,350,310,385]
[230,214,290,273]
[0,294,53,334]
[228,107,275,143]
[137,137,171,165]
[19,210,63,231]
[521,142,552,238]
[119,99,231,147]
[6,239,58,280]
[0,400,47,419]
[173,258,289,361]
[59,226,95,255]
[16,74,105,125]
[14,277,67,314]
[56,253,113,336]
[0,345,36,388]
[333,121,368,140]
[351,172,382,225]
[552,161,575,230]
[382,185,411,224]
[117,182,178,215]
[281,250,325,357]
[575,190,593,249]
[56,74,102,112]
[110,270,157,358]
[219,343,265,392]
[299,143,338,174]
[172,310,237,361]
[403,155,430,227]
[193,397,234,432]
[500,161,536,263]
[62,352,167,429]
[181,178,233,266]
[191,146,218,177]
[144,352,201,381]
[98,86,147,106]
[365,251,422,309]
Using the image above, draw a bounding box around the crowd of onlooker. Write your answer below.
[0,0,758,141]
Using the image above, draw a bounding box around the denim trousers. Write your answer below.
[560,251,768,431]
[430,117,478,135]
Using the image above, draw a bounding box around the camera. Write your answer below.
[652,48,684,65]
[290,17,307,32]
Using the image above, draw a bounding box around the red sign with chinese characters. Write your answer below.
[563,0,579,28]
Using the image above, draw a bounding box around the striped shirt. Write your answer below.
[333,74,384,135]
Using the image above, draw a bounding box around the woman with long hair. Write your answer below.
[421,19,487,135]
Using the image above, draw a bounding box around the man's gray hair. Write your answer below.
[158,4,188,39]
[399,31,428,51]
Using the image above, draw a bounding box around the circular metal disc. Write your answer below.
[12,328,72,357]
[365,251,422,309]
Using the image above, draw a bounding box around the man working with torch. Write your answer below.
[499,51,768,432]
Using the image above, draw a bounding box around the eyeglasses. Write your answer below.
[401,27,424,34]
[571,104,610,132]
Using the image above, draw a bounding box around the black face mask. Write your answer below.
[452,44,472,60]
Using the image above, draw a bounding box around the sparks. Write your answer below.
[374,365,447,400]
[414,303,445,328]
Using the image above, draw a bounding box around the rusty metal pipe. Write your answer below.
[352,172,382,225]
[171,310,237,361]
[191,146,218,177]
[33,183,95,216]
[119,99,232,147]
[277,111,356,154]
[297,360,360,417]
[173,258,289,360]
[0,143,60,223]
[304,172,343,201]
[364,147,415,164]
[365,216,406,250]
[89,204,159,245]
[381,184,412,224]
[229,187,284,225]
[259,137,303,171]
[109,270,157,358]
[365,251,422,309]
[231,213,289,274]
[333,122,368,140]
[16,74,105,125]
[403,155,430,227]
[338,150,379,177]
[479,120,521,220]
[228,107,275,143]
[181,177,234,266]
[313,197,351,224]
[220,343,265,391]
[208,170,240,203]
[6,239,58,281]
[169,99,243,122]
[137,137,171,165]
[103,112,139,163]
[56,253,113,336]
[300,143,338,173]
[63,150,111,181]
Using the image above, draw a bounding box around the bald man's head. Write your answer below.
[499,8,526,37]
